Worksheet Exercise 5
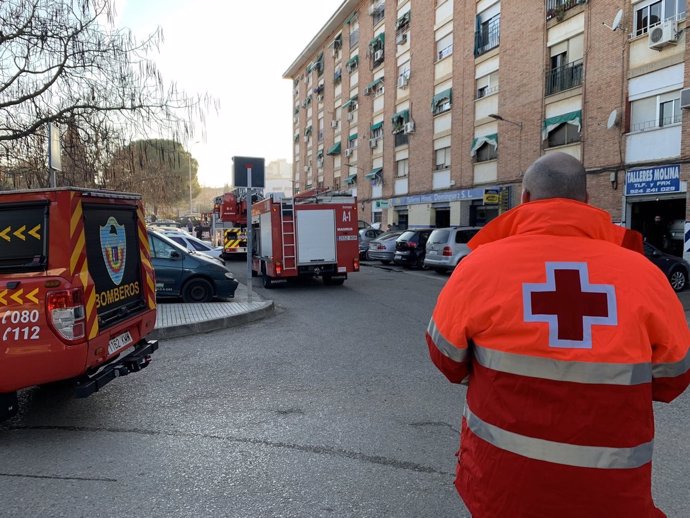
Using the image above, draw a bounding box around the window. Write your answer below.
[371,122,384,141]
[475,8,500,57]
[333,34,343,60]
[318,118,324,142]
[471,134,498,162]
[346,55,359,73]
[435,147,451,170]
[394,133,409,147]
[436,33,453,61]
[396,11,411,37]
[635,0,686,36]
[398,61,411,88]
[369,33,385,67]
[432,89,452,115]
[630,92,682,131]
[476,71,499,99]
[149,235,179,259]
[546,35,584,96]
[396,158,409,177]
[547,122,581,147]
[349,18,360,48]
[371,0,385,25]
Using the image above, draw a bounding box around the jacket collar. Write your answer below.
[468,198,630,250]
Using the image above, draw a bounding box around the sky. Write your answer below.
[117,0,343,187]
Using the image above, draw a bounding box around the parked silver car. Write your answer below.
[359,228,384,259]
[367,231,404,264]
[161,230,225,264]
[424,227,481,273]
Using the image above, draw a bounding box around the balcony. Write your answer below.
[474,16,500,57]
[545,59,583,96]
[546,0,583,21]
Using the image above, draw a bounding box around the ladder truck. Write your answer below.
[214,190,260,259]
[250,189,360,288]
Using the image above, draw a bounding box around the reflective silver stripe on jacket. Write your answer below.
[427,318,467,363]
[463,406,654,470]
[653,349,690,379]
[473,344,652,385]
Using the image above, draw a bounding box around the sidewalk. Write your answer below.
[149,282,274,340]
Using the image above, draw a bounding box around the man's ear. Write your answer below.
[521,190,531,204]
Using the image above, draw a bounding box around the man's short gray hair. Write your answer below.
[522,152,587,202]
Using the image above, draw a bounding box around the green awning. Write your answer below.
[431,88,453,110]
[396,12,411,29]
[369,32,385,49]
[370,121,384,132]
[345,174,357,184]
[471,133,499,156]
[304,126,312,136]
[365,167,383,180]
[342,95,358,109]
[327,142,341,155]
[391,109,410,130]
[542,110,582,140]
[344,12,358,25]
[346,55,360,68]
[348,133,358,141]
[365,77,385,93]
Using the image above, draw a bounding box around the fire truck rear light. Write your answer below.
[47,288,86,342]
[276,262,283,275]
[442,246,453,256]
[353,258,360,271]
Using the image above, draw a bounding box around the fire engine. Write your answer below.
[250,189,360,288]
[0,188,158,421]
[214,190,255,258]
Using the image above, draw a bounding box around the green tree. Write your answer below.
[106,139,200,215]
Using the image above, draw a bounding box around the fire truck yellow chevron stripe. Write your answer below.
[136,207,156,311]
[68,193,98,339]
[70,232,86,276]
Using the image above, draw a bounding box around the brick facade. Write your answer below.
[284,0,689,253]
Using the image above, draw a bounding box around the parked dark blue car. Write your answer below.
[644,242,689,292]
[147,230,238,302]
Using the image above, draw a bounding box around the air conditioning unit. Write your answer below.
[345,148,353,157]
[681,88,690,109]
[404,121,415,134]
[397,75,409,89]
[648,20,678,50]
[374,49,384,62]
[369,138,378,148]
[331,120,339,129]
[396,33,407,45]
[347,111,355,121]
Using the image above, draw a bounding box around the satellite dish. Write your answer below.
[611,9,623,31]
[606,109,619,129]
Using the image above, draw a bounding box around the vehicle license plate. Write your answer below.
[428,250,438,255]
[108,331,133,355]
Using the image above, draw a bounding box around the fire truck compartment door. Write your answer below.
[260,212,272,257]
[296,209,336,264]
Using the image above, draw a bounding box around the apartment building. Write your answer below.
[283,0,689,256]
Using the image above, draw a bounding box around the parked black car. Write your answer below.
[393,229,434,268]
[644,242,689,292]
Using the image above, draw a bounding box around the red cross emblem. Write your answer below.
[523,262,618,348]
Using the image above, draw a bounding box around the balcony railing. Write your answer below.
[545,59,583,96]
[474,16,500,57]
[546,0,582,21]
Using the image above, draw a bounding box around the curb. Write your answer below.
[149,301,275,340]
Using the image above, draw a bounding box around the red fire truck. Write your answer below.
[250,189,360,288]
[214,191,252,257]
[0,188,158,421]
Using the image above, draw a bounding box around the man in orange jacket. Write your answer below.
[426,152,690,517]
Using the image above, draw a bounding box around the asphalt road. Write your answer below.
[0,261,688,517]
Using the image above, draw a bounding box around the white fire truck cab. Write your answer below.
[251,190,360,288]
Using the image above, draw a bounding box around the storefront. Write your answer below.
[624,164,687,257]
[385,185,511,229]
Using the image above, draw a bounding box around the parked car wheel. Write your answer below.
[182,278,213,303]
[262,274,275,289]
[668,267,688,292]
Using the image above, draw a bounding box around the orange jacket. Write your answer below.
[426,199,690,518]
